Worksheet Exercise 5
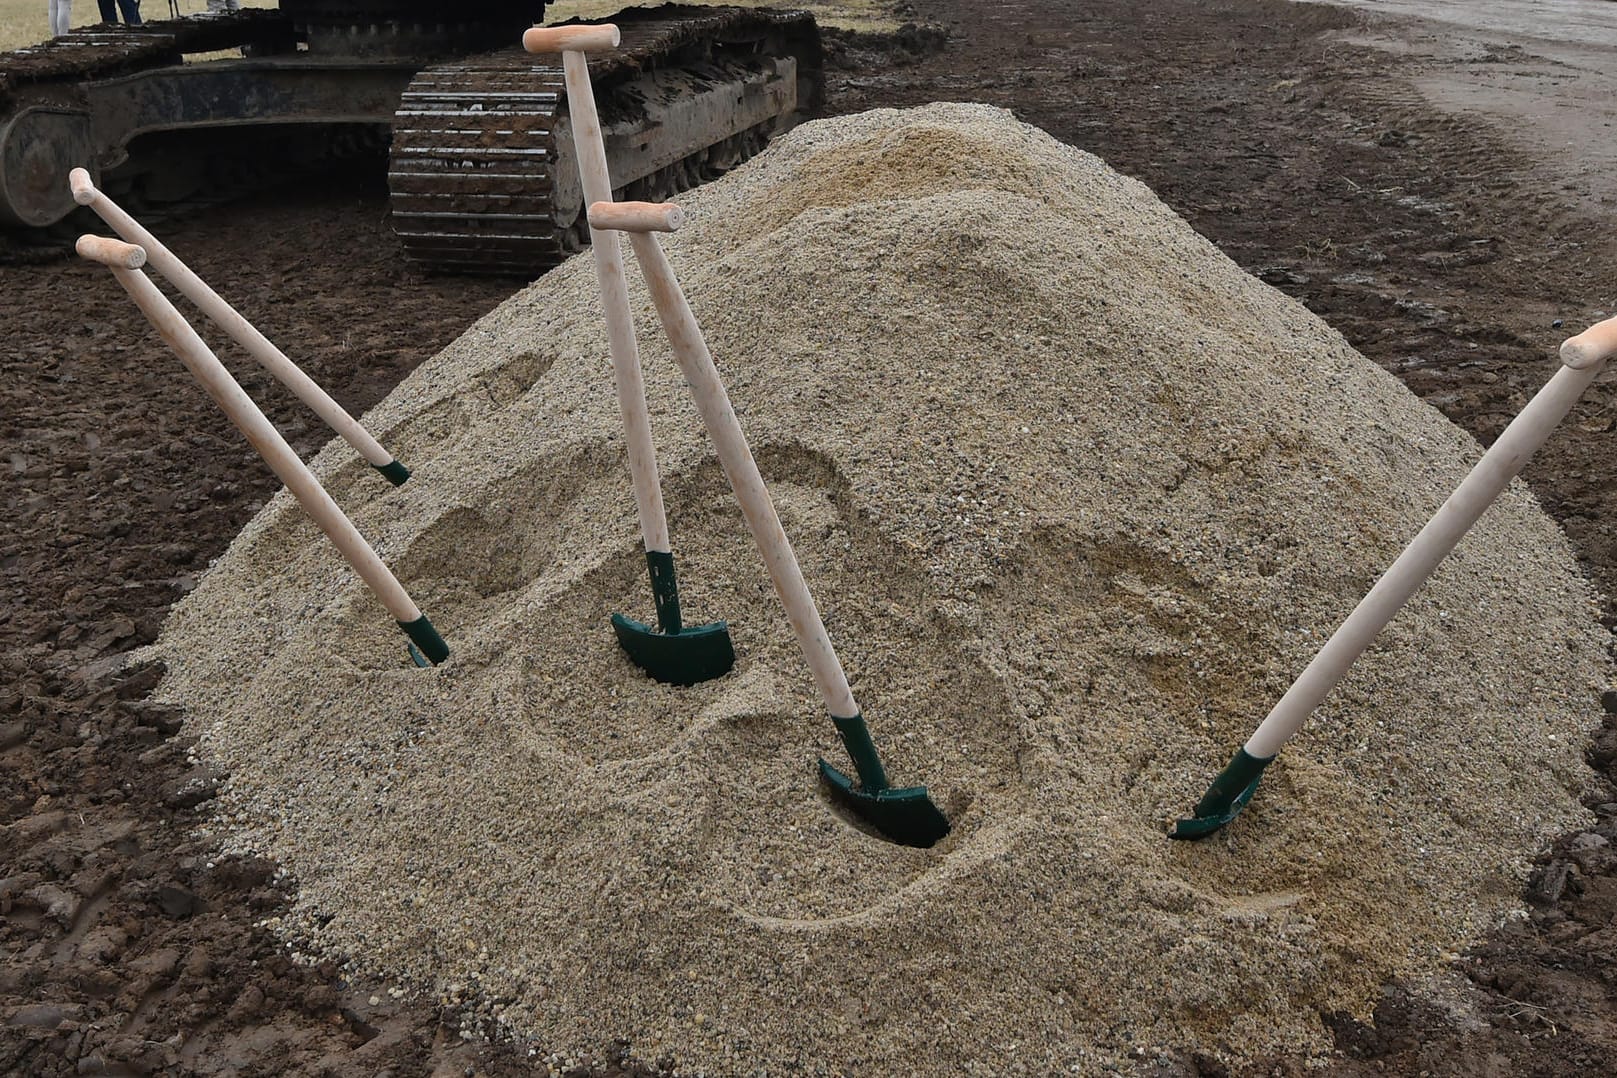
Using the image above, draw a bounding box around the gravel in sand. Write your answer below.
[151,103,1610,1073]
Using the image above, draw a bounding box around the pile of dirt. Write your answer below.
[148,103,1609,1072]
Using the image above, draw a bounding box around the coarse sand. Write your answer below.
[150,103,1611,1073]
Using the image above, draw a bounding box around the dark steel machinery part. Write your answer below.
[387,52,569,273]
[388,5,823,275]
[0,107,94,228]
[0,13,319,230]
[0,3,821,274]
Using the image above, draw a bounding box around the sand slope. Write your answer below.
[153,104,1609,1072]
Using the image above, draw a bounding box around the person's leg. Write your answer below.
[50,0,72,36]
[116,0,140,23]
[96,0,116,22]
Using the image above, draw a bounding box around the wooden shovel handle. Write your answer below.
[522,23,620,53]
[553,42,673,555]
[68,170,398,470]
[76,234,146,269]
[587,200,685,233]
[102,262,424,625]
[1560,314,1617,370]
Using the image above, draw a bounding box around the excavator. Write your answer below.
[0,1,822,273]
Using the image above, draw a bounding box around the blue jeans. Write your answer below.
[96,0,140,23]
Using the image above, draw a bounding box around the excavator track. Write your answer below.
[0,4,819,269]
[387,5,821,276]
[388,54,570,274]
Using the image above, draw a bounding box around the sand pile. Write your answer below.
[152,104,1609,1071]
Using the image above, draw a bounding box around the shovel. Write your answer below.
[68,169,411,487]
[1172,313,1617,839]
[589,199,951,848]
[524,23,733,687]
[77,235,448,667]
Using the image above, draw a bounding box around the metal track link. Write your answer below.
[387,53,569,275]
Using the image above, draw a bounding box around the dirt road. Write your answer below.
[3,0,1615,1074]
[1320,0,1617,211]
[1323,0,1617,43]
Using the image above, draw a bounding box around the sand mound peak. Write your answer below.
[155,103,1608,1072]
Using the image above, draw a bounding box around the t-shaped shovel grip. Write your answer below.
[1560,314,1617,371]
[522,23,620,53]
[75,235,147,269]
[587,201,685,233]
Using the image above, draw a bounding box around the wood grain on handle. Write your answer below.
[522,23,620,53]
[76,234,146,269]
[102,264,423,624]
[1560,314,1617,370]
[560,48,672,554]
[67,169,397,468]
[588,200,685,233]
[627,230,861,720]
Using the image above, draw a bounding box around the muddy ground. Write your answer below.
[3,0,1615,1073]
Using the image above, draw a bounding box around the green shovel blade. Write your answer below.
[398,614,448,667]
[373,459,411,487]
[818,759,951,849]
[1168,747,1272,840]
[610,613,734,687]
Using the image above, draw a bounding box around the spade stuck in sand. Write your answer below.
[76,234,448,668]
[590,197,950,849]
[526,23,734,687]
[1173,313,1617,839]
